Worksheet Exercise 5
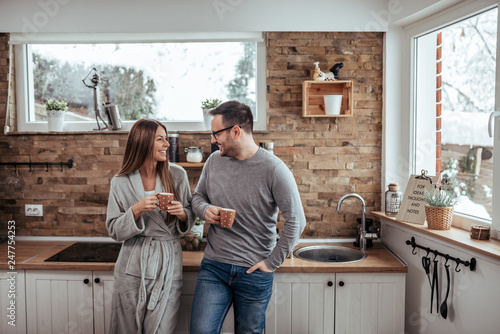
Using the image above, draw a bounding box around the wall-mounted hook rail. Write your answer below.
[405,236,476,272]
[0,159,73,172]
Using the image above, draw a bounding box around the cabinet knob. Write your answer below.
[94,278,100,284]
[327,281,333,287]
[83,279,90,284]
[338,281,345,287]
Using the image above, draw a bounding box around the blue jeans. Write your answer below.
[190,258,274,334]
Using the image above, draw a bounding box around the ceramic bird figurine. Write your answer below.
[314,62,344,81]
[330,62,344,79]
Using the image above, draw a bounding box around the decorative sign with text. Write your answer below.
[396,174,436,224]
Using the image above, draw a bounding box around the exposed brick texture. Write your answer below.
[0,32,383,238]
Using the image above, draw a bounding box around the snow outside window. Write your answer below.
[413,6,499,230]
[12,33,266,132]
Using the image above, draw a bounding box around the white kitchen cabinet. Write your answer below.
[266,273,335,334]
[0,270,26,334]
[265,272,405,334]
[335,273,406,334]
[92,271,115,334]
[25,270,114,334]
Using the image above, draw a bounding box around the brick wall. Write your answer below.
[0,32,383,238]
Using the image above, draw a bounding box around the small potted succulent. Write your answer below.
[201,98,222,130]
[424,180,457,230]
[45,98,68,132]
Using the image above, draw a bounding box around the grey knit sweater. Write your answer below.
[192,148,306,271]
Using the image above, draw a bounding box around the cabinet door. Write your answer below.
[335,273,405,334]
[266,273,335,334]
[26,270,94,334]
[93,271,114,334]
[0,270,26,334]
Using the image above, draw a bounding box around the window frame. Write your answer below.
[12,32,267,132]
[403,0,499,235]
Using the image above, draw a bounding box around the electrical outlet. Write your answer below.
[25,204,43,217]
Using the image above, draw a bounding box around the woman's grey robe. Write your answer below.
[106,164,195,334]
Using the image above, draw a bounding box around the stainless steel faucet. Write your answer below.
[337,193,367,252]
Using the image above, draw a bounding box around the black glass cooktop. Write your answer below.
[44,242,122,262]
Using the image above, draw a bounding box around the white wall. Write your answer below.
[381,219,500,334]
[0,0,459,34]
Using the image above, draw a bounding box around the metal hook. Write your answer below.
[433,250,439,261]
[425,248,431,258]
[60,162,64,172]
[411,246,417,255]
[455,259,462,272]
[444,255,450,266]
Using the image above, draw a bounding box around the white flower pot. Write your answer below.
[323,95,343,115]
[47,109,65,132]
[202,108,212,130]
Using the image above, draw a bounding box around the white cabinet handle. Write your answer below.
[488,111,500,138]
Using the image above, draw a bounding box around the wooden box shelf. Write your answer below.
[302,80,353,117]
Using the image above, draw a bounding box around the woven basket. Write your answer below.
[425,205,454,230]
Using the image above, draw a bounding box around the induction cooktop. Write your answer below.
[44,242,122,262]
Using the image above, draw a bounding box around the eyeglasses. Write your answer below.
[211,125,239,140]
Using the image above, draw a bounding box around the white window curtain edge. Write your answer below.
[9,32,264,44]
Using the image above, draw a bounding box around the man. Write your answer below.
[190,100,306,333]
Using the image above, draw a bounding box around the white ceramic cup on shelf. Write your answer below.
[323,95,343,115]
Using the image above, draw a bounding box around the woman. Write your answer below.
[106,119,195,334]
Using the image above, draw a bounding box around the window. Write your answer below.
[12,33,266,132]
[409,2,500,233]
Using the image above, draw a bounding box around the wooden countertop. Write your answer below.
[0,240,407,273]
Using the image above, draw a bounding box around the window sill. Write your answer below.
[6,130,270,136]
[373,211,500,262]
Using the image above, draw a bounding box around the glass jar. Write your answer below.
[185,146,203,163]
[385,183,402,217]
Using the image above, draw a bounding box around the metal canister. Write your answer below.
[168,133,179,163]
[103,102,122,130]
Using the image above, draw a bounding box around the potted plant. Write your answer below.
[201,98,222,130]
[45,98,68,132]
[424,184,457,230]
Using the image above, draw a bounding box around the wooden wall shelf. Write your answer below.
[302,80,353,117]
[176,162,204,168]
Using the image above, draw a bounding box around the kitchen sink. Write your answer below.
[293,245,366,263]
[44,242,122,262]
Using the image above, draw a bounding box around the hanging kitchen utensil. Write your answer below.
[430,253,439,313]
[421,253,431,287]
[440,261,451,319]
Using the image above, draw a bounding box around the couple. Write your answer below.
[106,101,306,334]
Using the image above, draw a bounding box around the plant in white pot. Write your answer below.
[201,98,222,130]
[45,98,68,132]
[424,183,457,230]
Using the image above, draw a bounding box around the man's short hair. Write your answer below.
[209,100,253,134]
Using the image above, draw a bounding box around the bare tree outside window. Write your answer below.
[31,42,257,123]
[440,7,497,219]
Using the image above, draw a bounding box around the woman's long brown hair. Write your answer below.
[116,119,178,223]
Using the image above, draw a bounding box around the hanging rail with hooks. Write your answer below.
[0,159,73,172]
[405,236,476,272]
